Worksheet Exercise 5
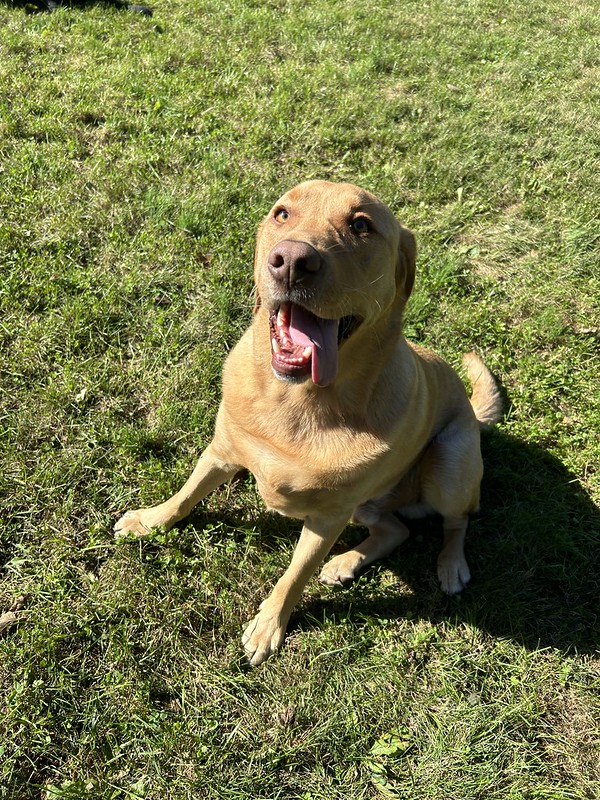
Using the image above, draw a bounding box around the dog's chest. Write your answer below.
[241,430,394,519]
[256,476,331,518]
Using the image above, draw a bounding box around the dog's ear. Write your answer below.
[252,218,269,314]
[396,223,416,304]
[253,286,262,314]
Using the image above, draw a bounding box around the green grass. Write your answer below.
[1,0,599,797]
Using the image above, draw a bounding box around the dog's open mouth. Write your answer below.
[269,303,359,387]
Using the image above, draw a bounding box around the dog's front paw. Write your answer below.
[437,555,471,595]
[241,604,288,666]
[113,505,175,539]
[318,552,361,587]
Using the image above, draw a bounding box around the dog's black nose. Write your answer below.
[267,240,322,287]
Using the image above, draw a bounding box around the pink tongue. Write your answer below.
[289,305,338,387]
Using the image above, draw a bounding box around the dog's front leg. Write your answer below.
[242,514,348,666]
[114,441,241,538]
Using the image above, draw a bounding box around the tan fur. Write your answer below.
[115,180,502,665]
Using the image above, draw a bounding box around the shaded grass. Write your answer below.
[1,0,599,797]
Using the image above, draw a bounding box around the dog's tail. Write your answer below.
[463,352,503,428]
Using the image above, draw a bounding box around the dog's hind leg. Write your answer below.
[436,515,471,594]
[318,501,410,586]
[419,420,482,594]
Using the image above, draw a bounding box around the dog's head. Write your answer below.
[253,180,416,387]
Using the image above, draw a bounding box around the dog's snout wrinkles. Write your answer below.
[268,240,322,287]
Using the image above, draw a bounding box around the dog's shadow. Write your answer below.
[3,0,152,15]
[134,428,599,656]
[298,429,600,655]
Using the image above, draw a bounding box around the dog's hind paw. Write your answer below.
[437,555,471,595]
[318,553,360,587]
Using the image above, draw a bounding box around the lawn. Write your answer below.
[1,0,599,797]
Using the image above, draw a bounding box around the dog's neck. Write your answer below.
[248,305,410,428]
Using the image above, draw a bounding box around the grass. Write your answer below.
[1,0,599,797]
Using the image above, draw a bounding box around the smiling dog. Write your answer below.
[115,180,502,665]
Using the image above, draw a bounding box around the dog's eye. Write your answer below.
[274,208,290,223]
[351,217,370,234]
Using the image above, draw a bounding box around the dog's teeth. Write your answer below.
[302,347,312,358]
[272,338,281,354]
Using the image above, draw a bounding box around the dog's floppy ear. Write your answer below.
[252,222,266,314]
[396,223,416,304]
[253,286,262,314]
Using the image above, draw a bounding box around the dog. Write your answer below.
[115,180,502,665]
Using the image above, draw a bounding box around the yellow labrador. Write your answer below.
[115,180,502,665]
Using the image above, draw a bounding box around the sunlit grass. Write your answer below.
[1,0,599,797]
